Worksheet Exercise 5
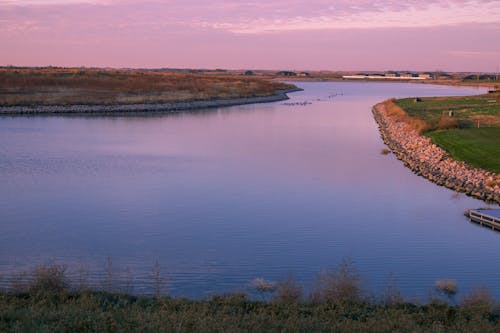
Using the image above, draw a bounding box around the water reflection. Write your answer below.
[1,82,498,298]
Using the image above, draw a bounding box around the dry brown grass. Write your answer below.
[460,288,496,314]
[8,264,69,294]
[251,278,276,294]
[272,275,302,304]
[384,99,430,133]
[474,115,500,127]
[437,114,459,130]
[311,259,363,304]
[435,279,458,299]
[0,68,294,106]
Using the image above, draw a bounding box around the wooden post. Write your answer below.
[477,119,480,128]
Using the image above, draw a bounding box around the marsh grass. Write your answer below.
[311,258,363,304]
[151,260,166,298]
[1,262,500,332]
[9,271,30,294]
[5,264,69,295]
[461,288,496,314]
[272,275,303,304]
[29,264,69,294]
[381,274,404,305]
[103,256,114,293]
[76,262,90,292]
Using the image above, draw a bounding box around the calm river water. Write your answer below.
[1,82,498,298]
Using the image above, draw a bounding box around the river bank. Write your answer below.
[282,77,497,89]
[0,88,302,115]
[372,100,500,205]
[1,261,498,332]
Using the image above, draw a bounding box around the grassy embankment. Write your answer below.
[394,92,500,173]
[0,68,295,106]
[1,263,499,332]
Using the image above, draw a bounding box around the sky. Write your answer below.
[0,0,499,71]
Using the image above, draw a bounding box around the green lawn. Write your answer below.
[427,128,500,173]
[395,94,499,129]
[394,93,499,173]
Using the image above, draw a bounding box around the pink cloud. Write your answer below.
[0,0,498,71]
[2,0,499,34]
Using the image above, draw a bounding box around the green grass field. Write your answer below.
[428,128,500,173]
[395,93,500,130]
[395,93,499,173]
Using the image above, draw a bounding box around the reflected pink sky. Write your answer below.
[1,0,499,71]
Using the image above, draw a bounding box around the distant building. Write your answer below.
[342,73,428,80]
[277,71,297,77]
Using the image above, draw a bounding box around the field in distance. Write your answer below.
[0,68,294,106]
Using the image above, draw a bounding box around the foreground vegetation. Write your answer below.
[0,68,294,106]
[2,292,499,332]
[394,91,500,173]
[1,262,499,332]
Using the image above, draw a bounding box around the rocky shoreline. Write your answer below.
[0,88,302,115]
[373,100,500,205]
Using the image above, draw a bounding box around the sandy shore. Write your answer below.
[0,88,302,115]
[372,100,500,205]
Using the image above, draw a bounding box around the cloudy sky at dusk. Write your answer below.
[1,0,499,71]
